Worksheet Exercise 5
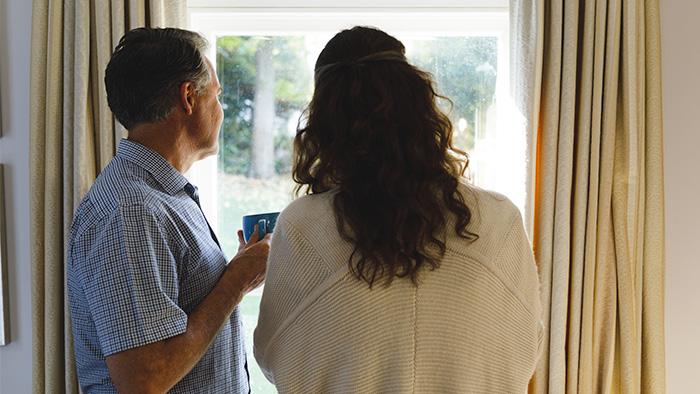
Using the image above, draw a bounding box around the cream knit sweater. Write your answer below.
[254,184,543,393]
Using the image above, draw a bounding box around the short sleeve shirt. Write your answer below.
[67,139,249,393]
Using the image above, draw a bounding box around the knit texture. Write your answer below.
[254,184,543,393]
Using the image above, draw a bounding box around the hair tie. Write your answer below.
[314,50,407,80]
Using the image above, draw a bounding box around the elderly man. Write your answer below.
[67,27,268,393]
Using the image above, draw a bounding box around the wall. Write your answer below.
[0,0,33,392]
[661,1,700,393]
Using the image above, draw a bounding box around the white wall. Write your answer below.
[661,1,700,393]
[0,0,32,392]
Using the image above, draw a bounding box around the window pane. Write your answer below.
[216,33,505,394]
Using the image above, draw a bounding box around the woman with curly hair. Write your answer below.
[254,26,542,393]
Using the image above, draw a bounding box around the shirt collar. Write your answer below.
[116,138,190,196]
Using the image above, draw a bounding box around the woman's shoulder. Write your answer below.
[276,191,340,244]
[457,182,523,230]
[445,182,529,263]
[280,191,335,222]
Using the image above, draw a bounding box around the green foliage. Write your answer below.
[216,36,497,175]
[216,36,312,175]
[409,37,498,151]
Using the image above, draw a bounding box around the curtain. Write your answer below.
[511,0,666,392]
[30,1,186,392]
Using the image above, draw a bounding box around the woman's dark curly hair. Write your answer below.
[293,26,476,287]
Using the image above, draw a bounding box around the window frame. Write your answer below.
[188,0,508,11]
[186,3,512,231]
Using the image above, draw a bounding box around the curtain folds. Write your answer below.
[511,0,666,392]
[30,1,186,392]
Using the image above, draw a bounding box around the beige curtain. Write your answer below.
[512,0,666,392]
[30,1,186,392]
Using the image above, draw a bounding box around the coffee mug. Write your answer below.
[242,211,280,242]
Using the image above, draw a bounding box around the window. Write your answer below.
[188,2,520,392]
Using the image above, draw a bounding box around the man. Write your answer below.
[67,27,269,393]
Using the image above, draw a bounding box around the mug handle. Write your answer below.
[257,219,267,239]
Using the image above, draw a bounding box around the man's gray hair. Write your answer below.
[105,28,211,130]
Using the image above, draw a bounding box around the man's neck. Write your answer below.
[127,122,197,173]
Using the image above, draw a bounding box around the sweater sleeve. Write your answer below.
[253,216,291,382]
[494,207,544,364]
[253,214,333,383]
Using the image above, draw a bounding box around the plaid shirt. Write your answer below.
[67,139,249,393]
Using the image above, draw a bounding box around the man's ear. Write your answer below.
[179,81,196,115]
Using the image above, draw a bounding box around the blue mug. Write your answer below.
[242,212,280,242]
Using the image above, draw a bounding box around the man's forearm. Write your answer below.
[106,266,246,393]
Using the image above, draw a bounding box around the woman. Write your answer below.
[254,26,542,393]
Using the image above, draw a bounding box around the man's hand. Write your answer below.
[226,225,270,296]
